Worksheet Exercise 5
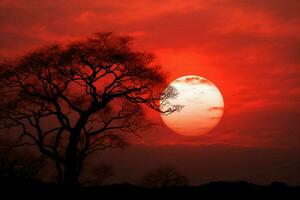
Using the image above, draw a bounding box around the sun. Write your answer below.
[161,75,224,136]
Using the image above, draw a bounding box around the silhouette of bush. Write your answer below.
[0,152,43,181]
[81,164,114,186]
[139,166,188,187]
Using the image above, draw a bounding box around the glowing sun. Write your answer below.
[161,75,224,136]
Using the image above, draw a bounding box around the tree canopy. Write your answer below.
[0,33,180,185]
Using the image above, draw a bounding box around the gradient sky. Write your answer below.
[0,0,299,184]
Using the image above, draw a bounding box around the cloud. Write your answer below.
[231,0,300,21]
[174,76,214,86]
[208,107,224,111]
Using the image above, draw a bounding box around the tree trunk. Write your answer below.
[63,130,80,186]
[63,113,89,186]
[55,160,63,184]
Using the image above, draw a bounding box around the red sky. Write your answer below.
[0,0,299,184]
[1,0,299,148]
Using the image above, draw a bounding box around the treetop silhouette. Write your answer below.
[0,32,180,185]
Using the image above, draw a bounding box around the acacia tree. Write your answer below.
[0,33,179,186]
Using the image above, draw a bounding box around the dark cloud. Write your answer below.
[231,0,300,21]
[208,107,224,111]
[174,76,213,86]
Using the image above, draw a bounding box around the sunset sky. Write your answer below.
[0,0,299,185]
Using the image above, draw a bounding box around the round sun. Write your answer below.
[161,75,224,136]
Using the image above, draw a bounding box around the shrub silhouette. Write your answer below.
[140,166,188,187]
[0,151,44,181]
[81,164,114,186]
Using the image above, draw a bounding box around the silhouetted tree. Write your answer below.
[140,166,189,187]
[0,33,180,186]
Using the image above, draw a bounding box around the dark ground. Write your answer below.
[0,179,299,199]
